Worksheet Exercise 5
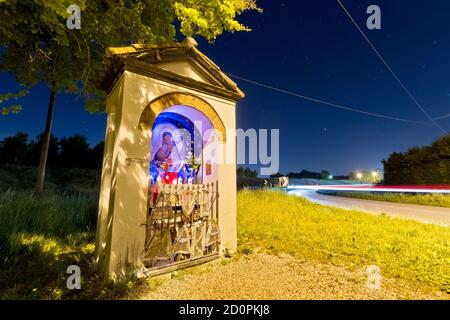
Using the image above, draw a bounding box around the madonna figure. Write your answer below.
[151,131,183,184]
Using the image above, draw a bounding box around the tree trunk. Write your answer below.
[34,86,57,196]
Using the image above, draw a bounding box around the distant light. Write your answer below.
[372,171,378,177]
[329,175,333,180]
[356,172,363,179]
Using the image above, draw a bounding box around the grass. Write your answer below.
[1,188,449,298]
[0,165,101,196]
[329,191,450,208]
[238,190,450,293]
[0,190,144,299]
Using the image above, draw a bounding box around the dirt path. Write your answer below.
[133,253,448,300]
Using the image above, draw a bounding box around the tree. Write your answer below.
[382,133,450,185]
[320,170,331,179]
[287,170,322,179]
[243,167,257,178]
[270,172,284,178]
[0,0,260,195]
[0,132,29,165]
[349,170,382,184]
[59,134,90,168]
[0,132,105,169]
[29,134,60,167]
[89,141,105,169]
[0,89,28,115]
[237,166,258,178]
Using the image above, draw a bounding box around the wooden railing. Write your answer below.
[142,182,219,269]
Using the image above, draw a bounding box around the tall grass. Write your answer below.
[330,191,450,208]
[0,190,97,240]
[0,190,100,299]
[0,165,101,195]
[238,190,450,293]
[3,188,450,298]
[0,189,151,300]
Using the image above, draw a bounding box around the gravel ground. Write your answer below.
[133,253,448,300]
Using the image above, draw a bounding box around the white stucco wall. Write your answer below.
[96,70,238,278]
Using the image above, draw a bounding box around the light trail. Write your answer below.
[287,185,450,194]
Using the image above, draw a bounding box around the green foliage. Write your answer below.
[237,166,258,178]
[2,187,449,298]
[287,170,341,180]
[0,189,155,299]
[175,0,261,41]
[0,133,104,169]
[382,134,450,185]
[0,190,97,239]
[0,89,28,115]
[0,165,101,195]
[320,170,330,179]
[238,190,450,292]
[349,170,383,184]
[332,191,450,208]
[0,190,96,298]
[0,0,260,112]
[0,132,30,164]
[1,0,260,192]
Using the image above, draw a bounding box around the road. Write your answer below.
[289,190,450,227]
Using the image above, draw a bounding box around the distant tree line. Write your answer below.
[271,170,348,180]
[237,166,258,178]
[348,170,382,184]
[382,134,450,185]
[0,132,104,169]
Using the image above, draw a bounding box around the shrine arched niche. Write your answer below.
[137,92,224,272]
[138,92,225,186]
[139,92,226,142]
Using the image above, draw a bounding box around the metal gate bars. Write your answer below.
[142,182,220,274]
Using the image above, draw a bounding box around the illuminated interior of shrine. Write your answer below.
[149,105,217,187]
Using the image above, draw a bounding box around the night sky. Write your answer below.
[1,0,450,176]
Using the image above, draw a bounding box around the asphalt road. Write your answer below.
[289,190,450,227]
